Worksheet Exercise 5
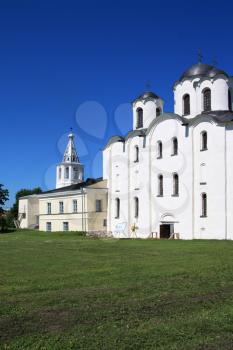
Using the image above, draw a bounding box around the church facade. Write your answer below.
[103,63,233,239]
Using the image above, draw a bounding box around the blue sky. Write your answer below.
[1,0,233,207]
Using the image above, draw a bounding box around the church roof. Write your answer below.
[41,178,104,195]
[132,91,161,103]
[179,63,228,82]
[63,132,80,163]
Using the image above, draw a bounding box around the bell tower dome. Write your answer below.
[56,131,84,189]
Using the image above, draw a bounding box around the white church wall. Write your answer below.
[226,126,233,240]
[149,118,193,239]
[193,121,226,239]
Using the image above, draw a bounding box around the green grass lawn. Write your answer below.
[0,231,233,350]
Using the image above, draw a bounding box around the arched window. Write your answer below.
[203,88,211,112]
[136,108,143,128]
[183,94,190,115]
[158,174,163,196]
[157,141,162,159]
[115,198,120,219]
[134,146,139,162]
[201,193,207,217]
[65,167,69,179]
[173,173,179,196]
[228,89,232,111]
[134,197,139,218]
[201,131,207,151]
[172,137,178,155]
[156,107,162,117]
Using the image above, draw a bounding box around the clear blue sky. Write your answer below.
[1,0,233,207]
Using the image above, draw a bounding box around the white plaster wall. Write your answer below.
[174,77,230,118]
[192,121,226,239]
[133,99,163,130]
[148,118,193,239]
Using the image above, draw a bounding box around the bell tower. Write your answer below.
[56,131,84,189]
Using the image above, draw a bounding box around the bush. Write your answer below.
[0,216,7,232]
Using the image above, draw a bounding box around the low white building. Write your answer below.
[18,133,108,233]
[103,62,233,239]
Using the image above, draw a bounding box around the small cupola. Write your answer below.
[132,91,164,130]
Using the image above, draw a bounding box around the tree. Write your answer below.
[0,184,9,214]
[10,187,42,218]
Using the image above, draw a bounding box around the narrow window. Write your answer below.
[46,222,52,232]
[59,201,64,214]
[134,197,139,218]
[172,137,178,155]
[73,199,77,213]
[136,108,143,128]
[173,173,179,196]
[228,89,232,111]
[183,94,190,115]
[115,198,120,218]
[203,88,211,112]
[47,202,51,214]
[63,222,69,231]
[156,107,161,117]
[103,219,107,227]
[201,193,207,217]
[96,199,102,212]
[65,167,69,179]
[134,146,139,162]
[59,167,62,179]
[201,131,207,151]
[158,175,163,196]
[157,141,162,159]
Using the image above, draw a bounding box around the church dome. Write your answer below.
[133,91,161,103]
[179,63,228,81]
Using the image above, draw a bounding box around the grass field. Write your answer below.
[0,231,233,350]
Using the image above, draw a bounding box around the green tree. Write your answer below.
[0,184,9,214]
[11,187,42,218]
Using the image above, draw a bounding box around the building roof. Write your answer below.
[42,177,104,194]
[179,63,228,82]
[132,91,161,103]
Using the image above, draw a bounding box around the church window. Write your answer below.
[156,107,162,117]
[134,146,139,162]
[96,199,102,212]
[59,167,62,179]
[157,141,162,159]
[115,198,120,218]
[200,131,207,151]
[201,193,207,217]
[203,88,211,112]
[228,89,232,111]
[47,202,51,214]
[59,201,64,214]
[136,108,143,128]
[73,200,77,213]
[183,94,190,115]
[158,174,163,196]
[46,222,52,232]
[63,222,69,231]
[65,167,69,179]
[172,137,178,155]
[134,197,139,218]
[173,173,179,196]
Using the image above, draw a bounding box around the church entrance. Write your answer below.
[160,224,172,239]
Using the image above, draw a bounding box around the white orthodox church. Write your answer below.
[19,62,233,239]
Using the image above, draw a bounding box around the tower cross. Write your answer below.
[198,49,203,63]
